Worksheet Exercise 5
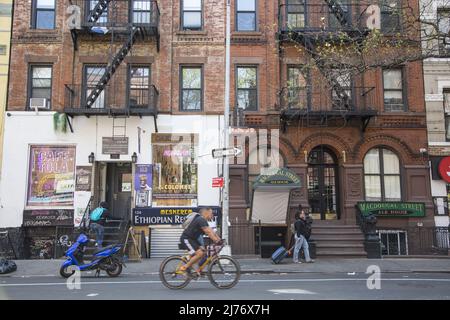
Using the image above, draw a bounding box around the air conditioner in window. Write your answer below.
[30,98,50,111]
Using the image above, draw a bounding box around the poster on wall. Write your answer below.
[23,209,74,227]
[75,166,92,191]
[74,191,92,227]
[27,145,76,207]
[151,134,198,207]
[135,164,152,207]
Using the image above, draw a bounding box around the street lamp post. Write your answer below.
[222,0,231,254]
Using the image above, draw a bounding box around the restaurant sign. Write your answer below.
[253,168,302,189]
[133,206,222,226]
[23,209,74,227]
[357,202,426,218]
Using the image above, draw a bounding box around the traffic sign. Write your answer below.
[212,177,224,188]
[212,147,242,159]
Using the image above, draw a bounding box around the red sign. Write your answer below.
[439,157,450,183]
[212,177,224,188]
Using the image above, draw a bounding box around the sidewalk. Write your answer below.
[1,257,450,277]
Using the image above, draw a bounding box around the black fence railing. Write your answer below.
[69,0,160,31]
[229,220,261,256]
[407,227,449,256]
[64,83,159,116]
[280,85,376,114]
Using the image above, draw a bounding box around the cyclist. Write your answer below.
[178,207,222,276]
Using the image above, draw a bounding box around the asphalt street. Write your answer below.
[1,272,450,300]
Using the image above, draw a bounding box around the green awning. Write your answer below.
[252,168,302,190]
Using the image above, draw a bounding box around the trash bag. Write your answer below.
[0,258,17,274]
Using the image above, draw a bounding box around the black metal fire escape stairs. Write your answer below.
[84,27,143,110]
[280,0,374,132]
[88,0,112,23]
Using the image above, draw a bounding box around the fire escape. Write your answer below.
[65,0,160,132]
[278,0,377,132]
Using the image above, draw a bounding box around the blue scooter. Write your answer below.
[60,232,124,278]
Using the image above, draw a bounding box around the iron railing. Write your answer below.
[68,0,160,33]
[64,83,159,116]
[279,85,376,114]
[407,227,449,255]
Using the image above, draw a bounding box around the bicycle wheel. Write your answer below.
[207,255,240,289]
[159,256,191,290]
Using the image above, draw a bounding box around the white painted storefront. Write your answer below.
[0,111,223,228]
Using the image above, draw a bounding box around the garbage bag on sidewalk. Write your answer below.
[0,258,17,274]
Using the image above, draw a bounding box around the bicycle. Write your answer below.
[159,241,241,290]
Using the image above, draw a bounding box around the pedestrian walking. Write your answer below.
[293,208,314,264]
[89,201,110,249]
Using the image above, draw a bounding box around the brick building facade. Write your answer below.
[0,0,438,258]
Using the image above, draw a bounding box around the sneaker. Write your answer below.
[293,261,302,264]
[306,259,315,263]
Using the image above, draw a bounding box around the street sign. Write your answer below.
[212,147,242,159]
[212,177,224,188]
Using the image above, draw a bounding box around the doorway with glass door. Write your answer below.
[307,146,340,220]
[105,163,132,220]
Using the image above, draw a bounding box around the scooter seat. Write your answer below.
[93,244,118,254]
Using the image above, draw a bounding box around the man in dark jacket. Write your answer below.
[293,210,314,263]
[89,201,110,248]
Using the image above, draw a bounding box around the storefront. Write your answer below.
[0,112,222,258]
[250,168,302,258]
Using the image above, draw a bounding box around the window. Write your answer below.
[236,0,256,31]
[364,148,401,201]
[28,65,52,109]
[0,45,7,55]
[236,66,257,111]
[330,69,352,109]
[87,0,108,24]
[0,3,12,16]
[438,8,450,56]
[381,0,400,33]
[329,0,350,29]
[180,66,202,111]
[129,66,150,108]
[27,145,76,207]
[32,0,55,29]
[133,0,152,24]
[383,69,405,112]
[83,66,106,109]
[378,230,408,256]
[287,66,307,109]
[287,0,305,29]
[182,0,202,30]
[445,90,450,141]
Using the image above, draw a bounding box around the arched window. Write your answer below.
[364,148,401,201]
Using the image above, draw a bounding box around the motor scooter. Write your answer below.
[60,231,124,278]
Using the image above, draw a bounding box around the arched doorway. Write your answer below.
[307,146,340,220]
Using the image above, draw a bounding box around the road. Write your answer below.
[1,272,450,300]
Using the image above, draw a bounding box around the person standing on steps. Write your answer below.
[89,201,110,249]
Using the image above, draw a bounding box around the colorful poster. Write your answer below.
[27,146,76,207]
[151,134,198,207]
[135,164,152,192]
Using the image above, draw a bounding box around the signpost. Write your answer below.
[212,147,242,159]
[212,177,224,188]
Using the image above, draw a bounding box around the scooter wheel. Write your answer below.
[106,262,122,277]
[60,265,76,278]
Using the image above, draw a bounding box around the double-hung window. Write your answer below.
[287,66,307,109]
[438,8,450,57]
[129,66,150,108]
[28,65,52,109]
[181,66,202,111]
[236,0,256,31]
[182,0,202,30]
[236,66,257,111]
[381,0,401,33]
[133,1,152,24]
[383,69,405,112]
[83,66,106,109]
[287,0,305,29]
[32,0,55,29]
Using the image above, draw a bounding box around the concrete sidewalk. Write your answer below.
[1,257,450,277]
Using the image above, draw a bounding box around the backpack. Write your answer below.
[304,221,312,240]
[182,212,200,230]
[90,207,105,222]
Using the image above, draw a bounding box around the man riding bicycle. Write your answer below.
[178,207,222,276]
